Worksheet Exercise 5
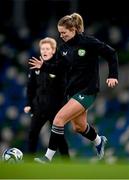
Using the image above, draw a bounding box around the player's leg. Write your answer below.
[34,98,85,163]
[71,93,107,159]
[28,112,47,154]
[71,111,100,142]
[49,118,70,159]
[71,111,107,159]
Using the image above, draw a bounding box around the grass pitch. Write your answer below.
[0,157,129,179]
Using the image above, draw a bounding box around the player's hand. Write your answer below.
[28,56,43,69]
[106,78,118,88]
[24,106,31,113]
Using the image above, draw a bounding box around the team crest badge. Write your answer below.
[78,49,86,56]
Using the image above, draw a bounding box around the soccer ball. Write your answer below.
[2,147,23,163]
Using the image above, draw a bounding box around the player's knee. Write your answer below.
[53,114,65,126]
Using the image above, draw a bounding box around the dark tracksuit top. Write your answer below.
[27,55,66,119]
[26,55,69,154]
[42,33,119,97]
